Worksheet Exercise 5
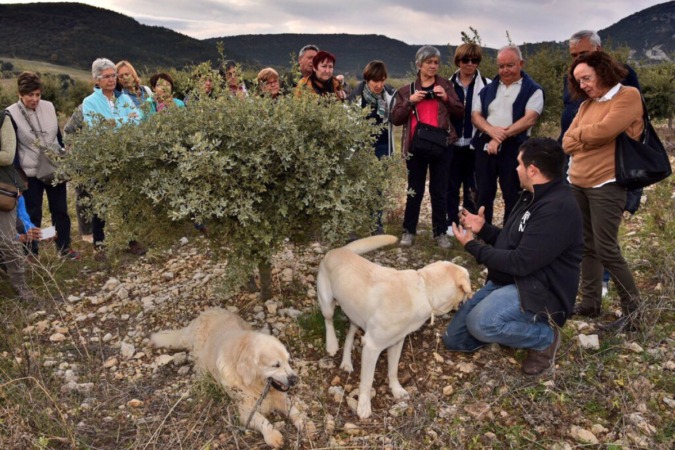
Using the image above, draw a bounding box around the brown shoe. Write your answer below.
[127,241,147,256]
[573,303,600,318]
[521,328,560,376]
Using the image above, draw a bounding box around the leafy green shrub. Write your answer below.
[65,93,398,286]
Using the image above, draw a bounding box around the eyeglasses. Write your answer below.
[576,75,595,85]
[460,57,481,65]
[98,74,117,80]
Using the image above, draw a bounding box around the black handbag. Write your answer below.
[615,95,671,190]
[408,82,449,159]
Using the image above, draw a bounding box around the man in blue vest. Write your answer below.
[471,45,544,225]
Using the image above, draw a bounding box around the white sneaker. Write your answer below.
[436,234,451,249]
[601,281,609,297]
[446,225,454,237]
[400,233,415,247]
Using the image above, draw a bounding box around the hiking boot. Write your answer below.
[400,232,415,247]
[128,241,148,256]
[598,316,641,333]
[521,328,560,376]
[573,303,600,318]
[436,234,451,249]
[60,249,81,260]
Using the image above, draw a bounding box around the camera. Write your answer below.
[424,91,436,100]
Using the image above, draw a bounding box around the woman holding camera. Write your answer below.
[390,46,463,248]
[6,71,78,259]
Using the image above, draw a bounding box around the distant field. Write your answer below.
[0,56,92,93]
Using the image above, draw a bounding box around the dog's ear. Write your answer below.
[235,339,259,387]
[456,269,473,298]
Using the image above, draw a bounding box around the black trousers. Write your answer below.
[447,144,477,225]
[402,148,452,237]
[474,139,521,225]
[23,177,71,254]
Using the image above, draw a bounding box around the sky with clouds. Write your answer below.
[1,0,667,47]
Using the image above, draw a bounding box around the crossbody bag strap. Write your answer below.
[17,102,42,138]
[410,81,420,121]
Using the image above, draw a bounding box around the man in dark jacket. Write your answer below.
[443,137,582,376]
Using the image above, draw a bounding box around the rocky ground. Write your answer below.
[2,184,674,449]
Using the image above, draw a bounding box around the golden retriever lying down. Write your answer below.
[317,235,471,419]
[151,308,312,448]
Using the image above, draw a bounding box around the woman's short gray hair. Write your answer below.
[91,58,116,80]
[415,45,441,68]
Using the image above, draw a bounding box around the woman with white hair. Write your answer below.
[390,45,464,248]
[82,58,141,255]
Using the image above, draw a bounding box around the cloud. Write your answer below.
[0,0,664,47]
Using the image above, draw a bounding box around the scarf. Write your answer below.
[362,83,388,121]
[310,74,335,96]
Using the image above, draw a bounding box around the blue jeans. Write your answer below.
[442,281,554,352]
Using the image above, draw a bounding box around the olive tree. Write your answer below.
[65,93,399,296]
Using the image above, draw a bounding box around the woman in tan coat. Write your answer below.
[562,51,643,330]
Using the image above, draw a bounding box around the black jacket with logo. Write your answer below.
[465,179,583,326]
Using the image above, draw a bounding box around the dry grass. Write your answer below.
[1,131,673,449]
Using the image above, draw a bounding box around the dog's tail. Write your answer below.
[342,234,398,255]
[150,329,189,350]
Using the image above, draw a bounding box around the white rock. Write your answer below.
[623,342,643,353]
[172,352,188,365]
[577,334,600,350]
[343,422,360,435]
[281,307,302,319]
[179,237,189,246]
[663,397,675,409]
[67,295,81,303]
[457,362,475,373]
[104,357,118,368]
[265,301,278,315]
[49,333,66,342]
[103,277,120,291]
[36,320,50,333]
[116,288,129,300]
[442,385,454,396]
[102,333,113,342]
[570,426,599,444]
[280,268,293,282]
[120,342,135,359]
[162,272,174,281]
[388,401,409,417]
[177,366,191,375]
[155,354,174,366]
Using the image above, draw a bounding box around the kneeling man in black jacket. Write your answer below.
[443,137,582,376]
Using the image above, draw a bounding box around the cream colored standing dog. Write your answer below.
[151,308,312,448]
[317,235,472,419]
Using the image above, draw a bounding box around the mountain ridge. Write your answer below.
[0,1,672,77]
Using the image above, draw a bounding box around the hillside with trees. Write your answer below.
[0,2,673,77]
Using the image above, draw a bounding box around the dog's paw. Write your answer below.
[326,336,339,356]
[339,360,353,373]
[356,398,372,419]
[391,384,409,399]
[263,429,284,448]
